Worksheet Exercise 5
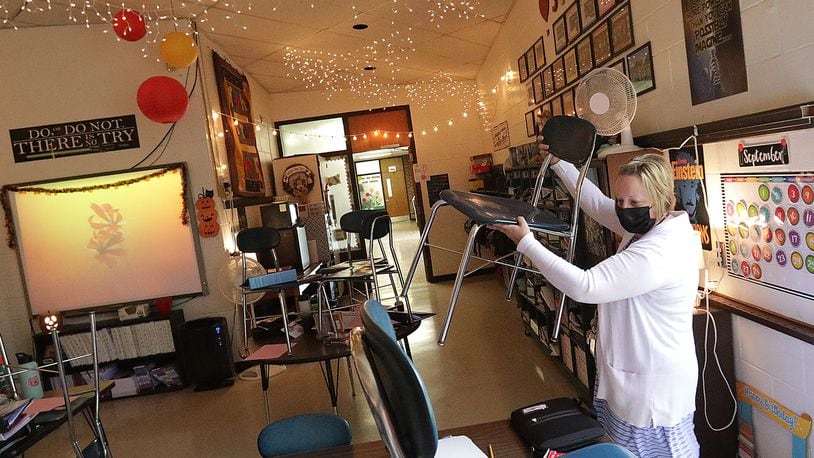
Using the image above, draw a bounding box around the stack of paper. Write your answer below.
[0,398,33,440]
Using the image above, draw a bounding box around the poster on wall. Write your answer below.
[721,173,814,300]
[357,174,386,210]
[670,146,711,250]
[681,0,748,105]
[212,52,265,196]
[427,174,450,206]
[491,121,510,151]
[10,115,140,163]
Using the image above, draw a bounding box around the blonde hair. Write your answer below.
[618,150,675,219]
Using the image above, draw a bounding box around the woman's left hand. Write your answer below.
[488,216,530,245]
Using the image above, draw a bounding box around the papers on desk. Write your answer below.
[0,399,34,440]
[246,344,297,361]
[435,435,488,457]
[23,396,77,416]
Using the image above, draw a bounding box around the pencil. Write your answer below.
[489,443,495,458]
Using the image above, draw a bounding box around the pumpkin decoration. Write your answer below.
[195,189,220,238]
[38,311,63,332]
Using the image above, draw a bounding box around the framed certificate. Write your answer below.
[597,0,616,17]
[525,110,537,137]
[534,37,546,69]
[579,0,598,29]
[565,3,581,44]
[576,36,594,77]
[564,47,578,84]
[518,54,529,82]
[591,21,612,66]
[609,58,626,76]
[543,66,555,98]
[610,4,634,55]
[526,46,538,74]
[554,16,568,54]
[553,57,566,92]
[562,89,576,116]
[532,74,544,104]
[527,83,535,106]
[551,95,563,116]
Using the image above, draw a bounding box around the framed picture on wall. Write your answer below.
[526,46,538,74]
[527,83,536,105]
[579,0,598,29]
[553,57,566,92]
[577,36,594,76]
[534,37,546,69]
[563,89,576,116]
[597,0,616,17]
[551,95,563,116]
[518,54,529,82]
[525,110,537,137]
[532,74,544,104]
[565,3,581,44]
[609,57,625,75]
[543,66,555,98]
[627,42,656,95]
[610,4,634,55]
[554,16,568,54]
[591,21,612,65]
[564,47,578,84]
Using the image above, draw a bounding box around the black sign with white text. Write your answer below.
[738,139,789,167]
[9,115,140,163]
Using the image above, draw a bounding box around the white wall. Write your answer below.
[268,86,490,277]
[0,23,266,359]
[477,1,814,456]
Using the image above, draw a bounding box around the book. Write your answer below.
[0,398,32,433]
[0,412,33,440]
[245,268,297,290]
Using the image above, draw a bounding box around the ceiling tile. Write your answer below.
[243,59,290,77]
[252,75,308,94]
[199,7,319,45]
[420,35,489,63]
[208,33,284,60]
[448,20,502,47]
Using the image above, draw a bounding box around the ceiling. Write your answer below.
[2,0,517,95]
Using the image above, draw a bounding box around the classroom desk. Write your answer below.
[287,419,530,457]
[250,311,429,423]
[0,381,114,458]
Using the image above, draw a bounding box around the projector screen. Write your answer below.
[3,163,206,316]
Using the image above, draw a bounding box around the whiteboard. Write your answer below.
[4,163,206,316]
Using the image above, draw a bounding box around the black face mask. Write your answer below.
[616,205,655,234]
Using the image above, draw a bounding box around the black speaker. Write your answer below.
[179,317,235,391]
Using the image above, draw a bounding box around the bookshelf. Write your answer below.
[33,310,186,399]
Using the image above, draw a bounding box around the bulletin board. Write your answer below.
[721,173,814,301]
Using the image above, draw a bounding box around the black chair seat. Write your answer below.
[439,190,570,232]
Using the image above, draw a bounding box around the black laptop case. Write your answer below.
[510,397,605,453]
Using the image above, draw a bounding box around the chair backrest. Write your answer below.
[235,227,281,253]
[340,210,390,240]
[350,300,438,458]
[541,115,597,165]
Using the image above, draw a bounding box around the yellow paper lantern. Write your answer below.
[160,32,198,69]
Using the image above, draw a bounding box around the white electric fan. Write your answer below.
[575,67,640,155]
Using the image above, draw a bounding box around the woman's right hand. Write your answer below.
[537,135,559,165]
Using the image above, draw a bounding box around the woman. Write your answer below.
[491,149,701,457]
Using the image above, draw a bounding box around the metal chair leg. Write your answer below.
[438,223,482,345]
[505,252,525,301]
[346,356,356,397]
[401,200,447,299]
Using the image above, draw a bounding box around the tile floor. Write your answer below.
[26,221,580,457]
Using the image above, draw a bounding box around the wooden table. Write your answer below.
[287,419,530,457]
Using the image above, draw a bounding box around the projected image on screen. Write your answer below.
[3,163,205,316]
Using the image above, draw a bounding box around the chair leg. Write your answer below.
[345,356,356,397]
[278,291,293,355]
[388,230,413,316]
[504,252,525,301]
[438,223,482,345]
[401,200,447,299]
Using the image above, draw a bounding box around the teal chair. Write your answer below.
[257,413,351,457]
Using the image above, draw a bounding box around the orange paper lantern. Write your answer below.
[159,32,198,69]
[112,9,146,42]
[136,76,189,124]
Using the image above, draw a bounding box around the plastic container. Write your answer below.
[15,353,44,399]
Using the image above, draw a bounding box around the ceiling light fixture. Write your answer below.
[352,23,368,30]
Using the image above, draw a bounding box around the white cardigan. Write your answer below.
[516,161,701,428]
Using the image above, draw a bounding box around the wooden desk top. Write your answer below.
[288,419,529,457]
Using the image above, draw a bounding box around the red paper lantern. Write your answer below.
[112,9,146,42]
[136,76,189,123]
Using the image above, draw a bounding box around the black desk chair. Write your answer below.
[337,210,410,313]
[350,300,437,457]
[236,227,294,356]
[400,115,597,344]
